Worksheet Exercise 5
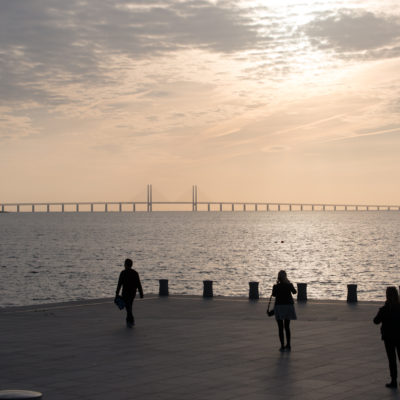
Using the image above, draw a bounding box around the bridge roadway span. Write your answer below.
[2,185,400,212]
[0,295,394,400]
[1,201,400,212]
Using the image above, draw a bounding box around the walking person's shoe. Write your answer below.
[385,380,397,389]
[285,345,291,352]
[279,347,285,352]
[126,321,133,328]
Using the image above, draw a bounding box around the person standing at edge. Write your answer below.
[271,270,297,352]
[116,258,144,327]
[373,286,400,389]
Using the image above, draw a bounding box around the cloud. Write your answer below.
[262,145,289,153]
[0,0,260,106]
[2,0,400,148]
[304,9,400,57]
[0,107,39,140]
[355,124,400,137]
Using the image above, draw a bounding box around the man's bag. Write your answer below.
[114,295,125,310]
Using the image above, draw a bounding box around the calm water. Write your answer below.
[0,211,399,307]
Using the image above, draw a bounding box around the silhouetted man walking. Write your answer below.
[116,258,143,327]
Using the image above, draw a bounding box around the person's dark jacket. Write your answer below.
[373,302,400,342]
[272,282,297,305]
[116,268,143,298]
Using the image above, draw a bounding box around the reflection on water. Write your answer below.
[0,211,399,306]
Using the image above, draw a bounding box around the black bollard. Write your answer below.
[297,283,307,302]
[0,390,42,399]
[347,284,358,303]
[249,282,259,300]
[159,279,169,296]
[203,280,213,298]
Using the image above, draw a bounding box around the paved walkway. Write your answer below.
[0,296,398,400]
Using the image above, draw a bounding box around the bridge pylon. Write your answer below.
[192,185,198,211]
[147,184,152,212]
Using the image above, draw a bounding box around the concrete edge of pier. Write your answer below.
[0,294,383,313]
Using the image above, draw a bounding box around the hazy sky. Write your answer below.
[1,0,400,204]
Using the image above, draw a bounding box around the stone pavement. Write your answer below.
[0,296,398,400]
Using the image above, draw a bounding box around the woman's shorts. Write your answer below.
[274,304,297,320]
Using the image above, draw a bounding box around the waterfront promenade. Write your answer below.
[0,296,396,399]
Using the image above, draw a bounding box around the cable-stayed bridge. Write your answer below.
[1,185,399,212]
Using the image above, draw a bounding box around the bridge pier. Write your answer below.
[232,204,234,212]
[105,203,108,212]
[133,203,136,212]
[91,204,94,212]
[119,203,122,212]
[243,204,246,212]
[47,204,50,213]
[208,203,210,212]
[289,204,292,211]
[255,204,258,212]
[76,204,79,212]
[278,204,280,211]
[220,203,222,212]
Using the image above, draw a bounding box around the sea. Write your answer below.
[0,211,399,307]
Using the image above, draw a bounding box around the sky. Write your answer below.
[1,0,400,205]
